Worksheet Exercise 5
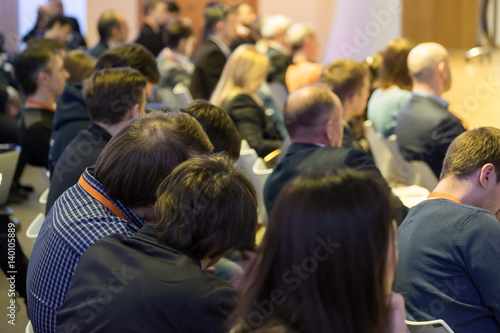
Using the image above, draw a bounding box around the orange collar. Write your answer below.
[427,191,461,204]
[26,98,56,112]
[78,175,129,222]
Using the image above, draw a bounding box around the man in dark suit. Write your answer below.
[88,11,129,58]
[396,42,466,177]
[264,84,407,223]
[135,0,170,56]
[189,2,237,100]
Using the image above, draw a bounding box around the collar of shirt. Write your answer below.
[267,41,291,56]
[208,34,231,58]
[412,89,449,108]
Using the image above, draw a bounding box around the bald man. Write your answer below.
[396,42,465,177]
[264,84,408,222]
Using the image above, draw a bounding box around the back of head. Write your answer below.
[94,111,214,207]
[260,15,291,40]
[181,99,241,160]
[286,23,315,53]
[165,21,192,50]
[64,50,96,83]
[210,44,269,106]
[97,11,122,41]
[233,169,393,332]
[203,2,232,38]
[441,127,500,181]
[407,42,448,82]
[83,67,146,124]
[377,38,414,90]
[13,47,56,96]
[166,1,180,14]
[94,43,160,84]
[144,0,164,15]
[154,154,257,259]
[319,59,369,103]
[284,84,341,140]
[26,38,66,53]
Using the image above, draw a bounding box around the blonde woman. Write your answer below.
[211,45,282,158]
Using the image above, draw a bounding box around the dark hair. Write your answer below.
[26,38,66,52]
[94,43,160,84]
[83,67,146,124]
[97,11,123,41]
[47,15,73,30]
[0,82,7,114]
[203,2,233,38]
[64,50,96,83]
[181,100,241,160]
[165,21,192,49]
[231,169,394,333]
[144,0,165,15]
[94,111,213,207]
[441,127,500,181]
[167,1,180,13]
[153,155,257,259]
[13,47,57,96]
[319,59,369,103]
[377,39,414,90]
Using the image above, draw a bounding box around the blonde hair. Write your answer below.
[210,44,269,107]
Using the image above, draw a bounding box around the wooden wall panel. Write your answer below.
[402,0,478,48]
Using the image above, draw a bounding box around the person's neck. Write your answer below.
[412,82,441,97]
[131,205,155,221]
[292,52,311,64]
[432,177,478,207]
[25,92,56,109]
[290,137,331,147]
[144,17,160,33]
[213,33,229,46]
[94,120,127,137]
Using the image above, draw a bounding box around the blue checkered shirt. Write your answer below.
[27,168,144,333]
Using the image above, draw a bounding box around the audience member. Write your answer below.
[48,43,160,172]
[285,23,322,92]
[367,39,414,138]
[231,169,405,333]
[260,15,292,89]
[136,0,170,56]
[46,67,147,213]
[43,15,73,44]
[14,46,69,168]
[27,112,213,332]
[181,100,241,160]
[230,3,257,51]
[0,83,19,144]
[88,11,129,58]
[22,0,64,43]
[394,127,500,333]
[319,59,370,150]
[263,84,407,222]
[211,45,282,158]
[57,155,257,332]
[189,2,237,100]
[396,42,466,177]
[153,21,194,109]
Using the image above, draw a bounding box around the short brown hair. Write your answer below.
[320,59,369,103]
[64,50,96,83]
[154,155,257,258]
[83,67,146,124]
[13,47,57,96]
[97,11,123,41]
[377,38,414,90]
[181,100,241,160]
[441,127,500,181]
[144,0,165,15]
[94,112,214,207]
[94,43,160,84]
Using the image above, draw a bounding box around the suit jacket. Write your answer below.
[57,224,237,333]
[88,40,109,58]
[135,23,164,56]
[266,46,292,89]
[396,94,466,177]
[264,143,408,223]
[189,39,227,100]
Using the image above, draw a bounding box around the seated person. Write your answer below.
[46,67,147,213]
[230,169,405,333]
[27,112,213,333]
[88,11,129,58]
[319,59,370,150]
[396,42,465,177]
[57,155,258,332]
[211,45,282,158]
[367,39,413,138]
[43,15,73,44]
[394,127,500,333]
[14,45,69,168]
[0,83,19,144]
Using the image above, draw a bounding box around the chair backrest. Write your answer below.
[0,147,21,206]
[26,320,34,333]
[26,213,45,243]
[240,139,251,151]
[252,158,273,226]
[406,319,454,333]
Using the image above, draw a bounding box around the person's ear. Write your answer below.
[479,163,496,189]
[128,104,140,119]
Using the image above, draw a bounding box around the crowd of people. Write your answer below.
[0,1,499,333]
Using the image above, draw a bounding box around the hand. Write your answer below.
[388,292,406,333]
